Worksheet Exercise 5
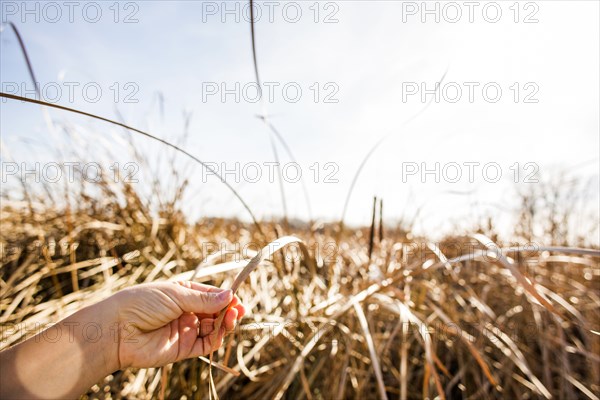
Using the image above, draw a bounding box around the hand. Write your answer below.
[111,281,246,369]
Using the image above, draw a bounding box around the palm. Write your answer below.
[121,315,202,368]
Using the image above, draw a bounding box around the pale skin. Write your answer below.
[0,281,246,399]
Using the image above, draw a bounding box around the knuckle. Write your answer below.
[199,292,214,305]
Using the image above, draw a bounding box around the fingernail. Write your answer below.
[217,289,232,301]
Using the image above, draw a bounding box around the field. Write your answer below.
[1,168,599,399]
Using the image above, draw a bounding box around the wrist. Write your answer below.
[0,295,121,399]
[69,296,121,375]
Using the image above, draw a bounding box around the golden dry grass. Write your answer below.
[1,173,599,400]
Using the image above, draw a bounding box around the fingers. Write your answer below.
[223,308,238,331]
[196,297,246,321]
[199,318,216,337]
[187,310,241,358]
[233,298,246,320]
[178,313,200,359]
[189,327,226,357]
[183,303,245,359]
[222,295,246,320]
[173,282,246,319]
[165,284,233,315]
[197,313,238,336]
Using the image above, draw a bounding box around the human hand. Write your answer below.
[110,281,245,369]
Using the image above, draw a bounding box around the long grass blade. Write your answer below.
[248,0,313,221]
[353,302,388,400]
[339,67,449,227]
[0,92,264,237]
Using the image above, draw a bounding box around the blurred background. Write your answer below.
[1,1,598,242]
[1,1,600,242]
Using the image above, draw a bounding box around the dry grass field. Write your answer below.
[1,166,598,399]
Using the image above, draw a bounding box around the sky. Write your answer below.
[1,1,599,241]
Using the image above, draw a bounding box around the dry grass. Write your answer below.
[1,168,599,400]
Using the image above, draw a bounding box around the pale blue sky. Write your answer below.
[1,1,598,240]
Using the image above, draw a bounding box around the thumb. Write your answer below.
[167,285,233,314]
